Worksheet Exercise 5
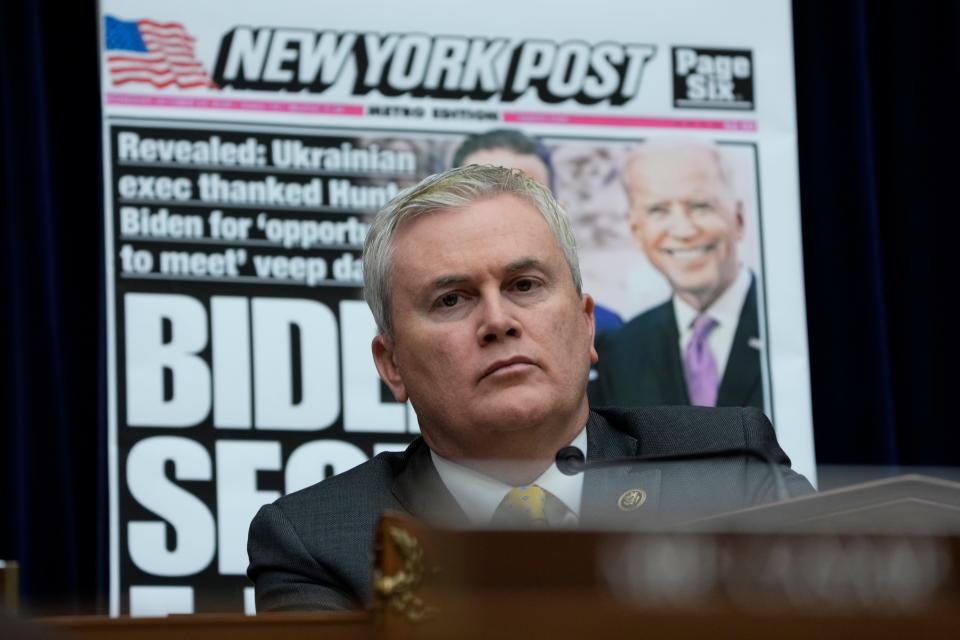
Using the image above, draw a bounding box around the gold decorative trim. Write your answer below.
[374,526,437,622]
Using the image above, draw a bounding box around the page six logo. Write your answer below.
[672,46,753,110]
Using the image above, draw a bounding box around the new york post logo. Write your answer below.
[672,46,754,110]
[212,28,656,105]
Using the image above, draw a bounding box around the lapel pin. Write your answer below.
[748,337,764,350]
[618,488,647,511]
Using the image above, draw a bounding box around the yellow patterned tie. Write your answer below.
[492,485,549,527]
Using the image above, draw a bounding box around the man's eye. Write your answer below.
[440,293,460,307]
[513,278,538,292]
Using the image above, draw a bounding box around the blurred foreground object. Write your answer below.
[373,476,960,639]
[0,561,19,613]
[37,475,960,639]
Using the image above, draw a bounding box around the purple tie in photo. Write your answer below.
[684,315,719,406]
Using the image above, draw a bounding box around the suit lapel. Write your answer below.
[582,411,662,527]
[391,439,468,527]
[717,276,762,406]
[654,302,691,405]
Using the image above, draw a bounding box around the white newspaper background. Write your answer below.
[98,0,813,616]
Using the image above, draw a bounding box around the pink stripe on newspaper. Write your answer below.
[503,111,757,132]
[106,93,364,116]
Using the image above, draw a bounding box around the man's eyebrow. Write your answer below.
[425,259,542,291]
[504,257,542,274]
[429,274,469,290]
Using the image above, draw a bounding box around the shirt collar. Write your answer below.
[430,428,587,525]
[673,265,751,337]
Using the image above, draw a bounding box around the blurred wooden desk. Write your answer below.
[35,606,960,640]
[34,475,960,640]
[42,611,373,640]
[372,513,960,639]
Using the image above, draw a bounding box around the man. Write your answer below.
[452,128,555,190]
[247,165,811,612]
[590,139,764,410]
[453,129,623,333]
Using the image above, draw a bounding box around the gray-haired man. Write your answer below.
[247,165,811,612]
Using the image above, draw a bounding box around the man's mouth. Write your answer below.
[480,356,536,380]
[663,243,716,259]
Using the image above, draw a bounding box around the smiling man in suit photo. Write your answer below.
[590,139,765,411]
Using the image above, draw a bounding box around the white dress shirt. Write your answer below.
[430,428,588,526]
[673,266,752,379]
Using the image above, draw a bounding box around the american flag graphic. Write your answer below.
[104,16,217,89]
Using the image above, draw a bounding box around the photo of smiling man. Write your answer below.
[589,138,765,412]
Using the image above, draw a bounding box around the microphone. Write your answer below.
[555,445,790,502]
[555,446,587,475]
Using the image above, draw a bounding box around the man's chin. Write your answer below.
[476,393,556,431]
[482,386,587,432]
[667,276,722,301]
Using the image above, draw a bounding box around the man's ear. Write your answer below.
[735,200,745,239]
[627,209,648,253]
[372,334,409,403]
[582,293,599,365]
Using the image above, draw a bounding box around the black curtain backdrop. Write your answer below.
[793,0,960,467]
[1,0,958,614]
[1,0,105,616]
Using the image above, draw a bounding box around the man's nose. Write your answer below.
[476,294,521,345]
[667,203,698,238]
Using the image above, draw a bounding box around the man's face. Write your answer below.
[625,146,744,310]
[372,194,596,460]
[462,148,551,188]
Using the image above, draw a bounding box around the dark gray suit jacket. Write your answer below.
[589,276,763,410]
[247,405,812,612]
